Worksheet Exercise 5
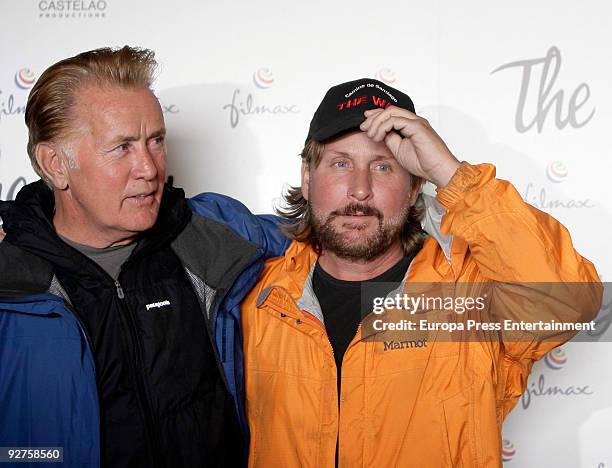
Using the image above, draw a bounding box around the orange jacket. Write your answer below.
[241,163,601,468]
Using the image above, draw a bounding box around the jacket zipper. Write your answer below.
[264,295,340,455]
[115,280,125,299]
[114,277,163,468]
[38,234,169,466]
[267,292,370,466]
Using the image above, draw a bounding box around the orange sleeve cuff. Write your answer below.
[435,162,484,209]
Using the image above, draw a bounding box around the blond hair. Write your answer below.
[25,46,158,178]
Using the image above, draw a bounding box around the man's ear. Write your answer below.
[35,143,70,190]
[300,160,310,201]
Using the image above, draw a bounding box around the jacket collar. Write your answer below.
[264,239,425,328]
[0,180,191,284]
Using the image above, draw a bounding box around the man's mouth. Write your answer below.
[127,190,156,205]
[332,204,382,219]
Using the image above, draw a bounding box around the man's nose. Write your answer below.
[347,168,373,202]
[132,145,159,180]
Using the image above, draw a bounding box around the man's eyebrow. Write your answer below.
[109,134,139,144]
[148,128,166,139]
[326,150,352,157]
[372,154,395,161]
[327,152,394,161]
[108,128,166,145]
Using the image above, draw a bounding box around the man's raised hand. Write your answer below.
[360,106,460,188]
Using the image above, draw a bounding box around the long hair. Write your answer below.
[275,139,428,255]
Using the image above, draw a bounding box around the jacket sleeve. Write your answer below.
[0,295,100,466]
[436,163,603,415]
[187,193,291,259]
[437,163,600,284]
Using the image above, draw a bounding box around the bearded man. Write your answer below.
[240,79,601,467]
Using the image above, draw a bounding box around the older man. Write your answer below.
[241,79,602,467]
[0,47,287,467]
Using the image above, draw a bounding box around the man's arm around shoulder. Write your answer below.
[188,192,290,259]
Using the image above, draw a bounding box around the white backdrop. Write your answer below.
[1,1,610,466]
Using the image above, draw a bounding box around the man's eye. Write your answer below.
[375,164,391,172]
[333,161,349,168]
[153,136,165,145]
[116,143,130,152]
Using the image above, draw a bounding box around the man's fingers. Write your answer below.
[364,108,384,116]
[360,108,384,130]
[368,116,422,142]
[361,105,421,138]
[383,105,419,120]
[383,131,403,157]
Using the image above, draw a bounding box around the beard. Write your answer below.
[310,202,412,262]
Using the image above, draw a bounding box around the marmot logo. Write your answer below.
[383,339,428,351]
[146,300,171,311]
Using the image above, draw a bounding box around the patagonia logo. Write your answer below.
[383,339,428,351]
[146,300,171,311]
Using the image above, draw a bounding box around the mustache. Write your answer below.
[329,203,383,219]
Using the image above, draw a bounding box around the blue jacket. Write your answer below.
[0,192,289,467]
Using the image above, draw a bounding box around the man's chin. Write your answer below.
[318,225,401,262]
[335,227,378,243]
[123,209,160,233]
[324,244,379,262]
[321,234,379,259]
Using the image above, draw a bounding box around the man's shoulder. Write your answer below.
[262,240,310,265]
[260,241,316,286]
[172,205,262,291]
[0,240,54,298]
[188,192,261,231]
[241,241,316,315]
[178,201,260,252]
[188,192,251,215]
[186,192,261,242]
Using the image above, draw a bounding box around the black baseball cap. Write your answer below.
[306,78,415,143]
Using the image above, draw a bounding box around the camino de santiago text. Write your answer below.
[345,82,398,102]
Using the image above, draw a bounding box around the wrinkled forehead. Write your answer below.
[74,84,162,118]
[68,85,164,141]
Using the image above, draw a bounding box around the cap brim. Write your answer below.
[309,113,367,142]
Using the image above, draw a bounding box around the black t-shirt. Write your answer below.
[312,255,412,386]
[312,252,421,467]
